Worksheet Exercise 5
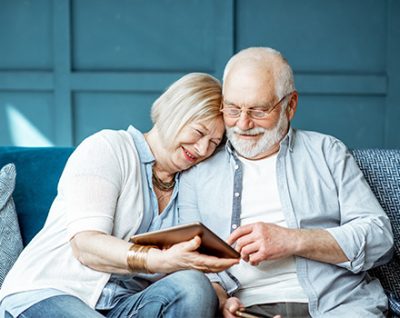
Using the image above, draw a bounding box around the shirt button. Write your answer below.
[234,164,239,170]
[234,192,240,197]
[232,224,238,229]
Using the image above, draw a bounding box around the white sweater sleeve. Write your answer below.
[58,130,135,239]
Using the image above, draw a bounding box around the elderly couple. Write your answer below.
[0,47,393,318]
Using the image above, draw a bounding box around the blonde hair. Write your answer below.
[223,47,295,101]
[151,73,222,147]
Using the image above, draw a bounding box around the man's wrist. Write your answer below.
[212,282,228,310]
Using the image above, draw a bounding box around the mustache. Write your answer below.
[227,127,266,135]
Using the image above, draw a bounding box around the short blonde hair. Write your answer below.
[151,73,222,147]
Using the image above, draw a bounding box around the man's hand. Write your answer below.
[227,222,348,265]
[227,222,296,265]
[223,297,244,318]
[212,282,244,318]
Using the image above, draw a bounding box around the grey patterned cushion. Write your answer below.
[351,149,400,298]
[0,163,23,287]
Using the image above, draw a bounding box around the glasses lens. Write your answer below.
[224,108,240,117]
[249,110,267,118]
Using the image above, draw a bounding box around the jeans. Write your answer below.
[15,270,218,318]
[12,295,104,318]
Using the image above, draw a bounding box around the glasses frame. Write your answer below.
[220,92,293,119]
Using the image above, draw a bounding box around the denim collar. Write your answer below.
[127,125,155,164]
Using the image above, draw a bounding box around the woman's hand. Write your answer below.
[147,236,239,273]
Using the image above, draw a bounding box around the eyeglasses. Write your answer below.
[220,92,293,119]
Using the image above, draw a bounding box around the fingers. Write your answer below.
[188,235,202,250]
[223,297,242,318]
[197,255,239,273]
[235,234,256,255]
[239,241,259,262]
[227,224,253,245]
[248,252,263,266]
[173,235,202,252]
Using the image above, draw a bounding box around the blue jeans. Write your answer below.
[15,270,218,318]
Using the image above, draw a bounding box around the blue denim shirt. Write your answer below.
[178,128,393,317]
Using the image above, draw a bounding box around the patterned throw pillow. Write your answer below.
[0,163,23,287]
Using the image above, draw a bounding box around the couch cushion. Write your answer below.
[0,163,23,287]
[351,149,400,299]
[0,147,74,245]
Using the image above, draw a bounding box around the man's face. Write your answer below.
[222,64,293,159]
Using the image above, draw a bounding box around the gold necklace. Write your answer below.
[152,167,175,191]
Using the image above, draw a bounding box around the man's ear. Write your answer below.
[286,91,298,121]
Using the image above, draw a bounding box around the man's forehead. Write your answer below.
[225,62,274,85]
[223,65,276,104]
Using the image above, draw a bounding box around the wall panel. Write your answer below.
[0,0,53,70]
[292,96,386,148]
[0,92,54,146]
[235,0,396,148]
[0,0,398,148]
[71,0,218,72]
[72,91,159,144]
[236,0,387,72]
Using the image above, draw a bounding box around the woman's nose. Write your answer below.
[194,138,209,157]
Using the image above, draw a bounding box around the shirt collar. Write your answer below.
[281,126,296,152]
[127,125,155,164]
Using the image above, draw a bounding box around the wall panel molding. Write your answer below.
[0,72,54,90]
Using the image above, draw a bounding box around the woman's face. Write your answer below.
[169,116,225,172]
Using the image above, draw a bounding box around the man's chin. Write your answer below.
[230,142,261,158]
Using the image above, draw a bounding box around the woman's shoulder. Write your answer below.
[68,129,139,170]
[92,129,134,146]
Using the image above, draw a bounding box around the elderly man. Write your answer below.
[178,47,393,318]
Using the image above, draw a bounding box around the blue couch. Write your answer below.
[0,147,399,315]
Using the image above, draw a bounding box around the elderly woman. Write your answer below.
[0,73,238,318]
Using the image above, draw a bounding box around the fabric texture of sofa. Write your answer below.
[0,146,399,316]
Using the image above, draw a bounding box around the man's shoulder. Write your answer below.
[294,129,345,148]
[182,145,228,176]
[197,145,228,166]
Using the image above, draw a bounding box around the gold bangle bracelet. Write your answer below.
[127,244,155,273]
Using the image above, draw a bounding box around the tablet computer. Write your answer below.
[130,222,240,259]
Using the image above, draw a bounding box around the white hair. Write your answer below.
[223,47,295,102]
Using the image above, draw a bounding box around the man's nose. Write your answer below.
[235,111,254,130]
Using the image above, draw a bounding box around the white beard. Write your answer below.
[226,109,288,159]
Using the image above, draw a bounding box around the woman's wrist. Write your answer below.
[127,244,157,273]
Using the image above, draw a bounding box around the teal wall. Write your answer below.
[1,0,399,148]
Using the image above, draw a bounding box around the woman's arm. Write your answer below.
[71,231,239,274]
[70,231,132,274]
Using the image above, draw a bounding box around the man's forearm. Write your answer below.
[295,228,349,264]
[212,282,228,311]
